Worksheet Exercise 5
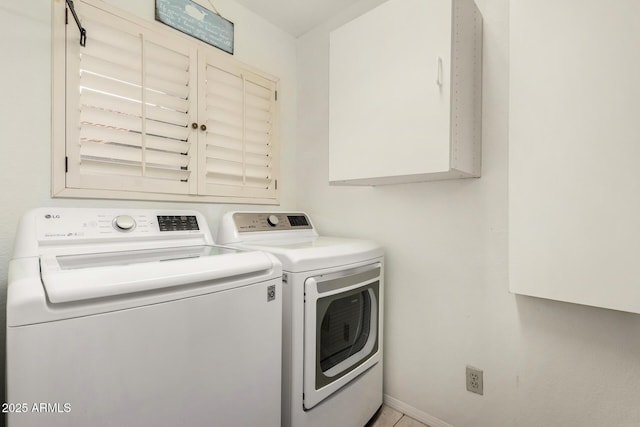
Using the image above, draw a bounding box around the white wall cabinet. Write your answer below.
[328,0,482,186]
[509,0,640,313]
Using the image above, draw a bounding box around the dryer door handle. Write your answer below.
[308,262,381,297]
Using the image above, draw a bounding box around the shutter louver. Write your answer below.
[199,62,277,198]
[66,10,196,195]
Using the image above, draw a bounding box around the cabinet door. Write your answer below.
[509,0,640,312]
[197,53,279,201]
[329,0,452,183]
[65,3,198,195]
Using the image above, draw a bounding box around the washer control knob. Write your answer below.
[267,215,279,227]
[113,215,136,232]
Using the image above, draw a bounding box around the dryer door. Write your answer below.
[303,263,381,410]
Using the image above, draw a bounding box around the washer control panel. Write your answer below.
[232,212,312,232]
[35,210,203,242]
[157,215,199,232]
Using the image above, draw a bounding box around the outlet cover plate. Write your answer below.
[466,366,483,395]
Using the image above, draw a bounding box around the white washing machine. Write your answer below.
[6,208,283,427]
[217,211,384,427]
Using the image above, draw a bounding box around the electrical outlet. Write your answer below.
[466,366,483,395]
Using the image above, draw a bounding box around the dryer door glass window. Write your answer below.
[319,290,371,371]
[314,281,379,389]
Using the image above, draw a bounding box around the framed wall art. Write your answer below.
[155,0,234,54]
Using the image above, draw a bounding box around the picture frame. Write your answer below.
[155,0,234,54]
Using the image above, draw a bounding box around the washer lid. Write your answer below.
[40,245,274,303]
[52,245,235,270]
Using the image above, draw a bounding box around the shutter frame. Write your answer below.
[53,0,280,205]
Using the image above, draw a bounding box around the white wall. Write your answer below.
[4,0,640,425]
[296,0,640,426]
[0,0,297,417]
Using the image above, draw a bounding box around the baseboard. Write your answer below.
[383,395,454,427]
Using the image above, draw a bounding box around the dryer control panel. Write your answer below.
[232,212,313,232]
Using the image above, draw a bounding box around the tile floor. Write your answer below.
[367,405,431,427]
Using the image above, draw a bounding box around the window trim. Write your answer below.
[51,0,280,205]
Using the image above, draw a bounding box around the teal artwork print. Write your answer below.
[155,0,234,54]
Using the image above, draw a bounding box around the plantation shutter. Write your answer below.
[198,57,278,199]
[65,4,197,195]
[55,0,280,204]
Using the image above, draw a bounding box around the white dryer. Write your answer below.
[217,212,384,427]
[6,208,282,427]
